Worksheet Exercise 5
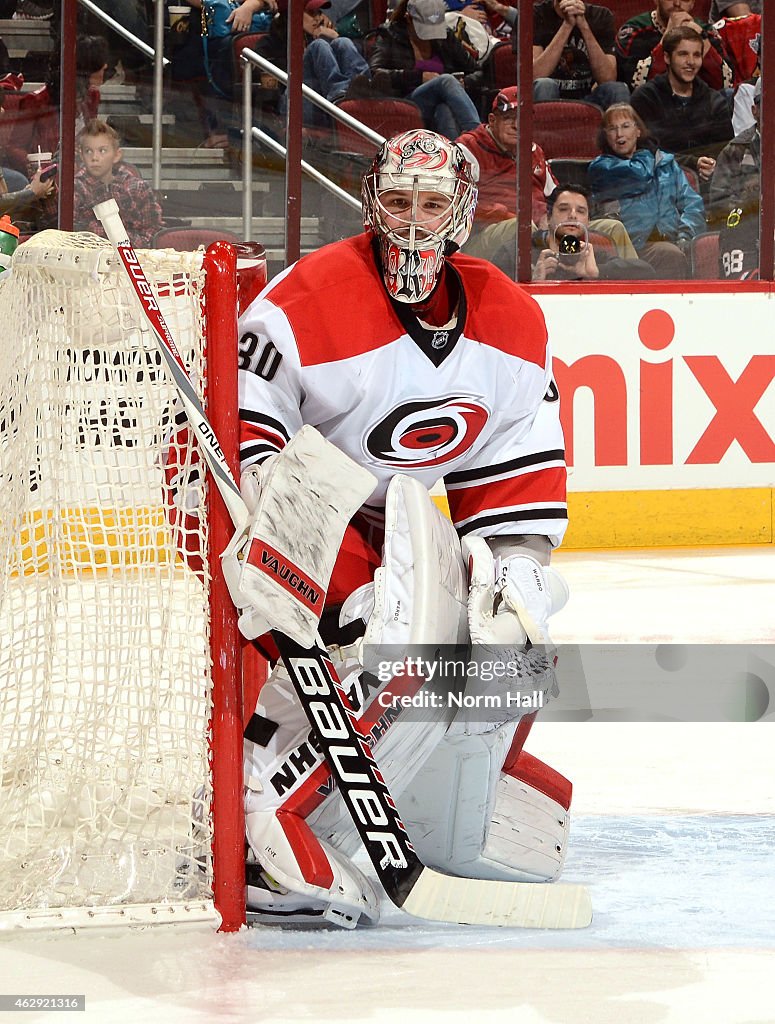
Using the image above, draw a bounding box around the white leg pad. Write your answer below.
[481,771,570,883]
[309,475,469,853]
[397,729,571,883]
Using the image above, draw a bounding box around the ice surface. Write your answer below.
[1,547,773,1024]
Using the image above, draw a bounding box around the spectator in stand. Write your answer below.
[532,184,655,280]
[532,0,630,109]
[255,0,372,128]
[1,77,56,218]
[2,35,107,177]
[2,0,54,16]
[369,0,482,140]
[87,1,151,79]
[709,75,760,278]
[711,2,760,88]
[444,0,490,24]
[710,0,759,16]
[168,0,278,149]
[458,85,638,274]
[615,0,733,93]
[0,74,28,193]
[0,164,55,218]
[731,77,757,135]
[630,26,733,188]
[73,119,162,248]
[588,103,706,278]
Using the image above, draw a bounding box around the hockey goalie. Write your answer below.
[220,130,572,928]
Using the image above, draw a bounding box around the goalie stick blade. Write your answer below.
[400,869,592,929]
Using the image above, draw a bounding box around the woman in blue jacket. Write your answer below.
[588,104,706,279]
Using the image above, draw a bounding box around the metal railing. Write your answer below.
[79,0,168,66]
[240,47,384,250]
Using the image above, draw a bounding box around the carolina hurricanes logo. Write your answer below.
[364,397,489,468]
[389,131,450,173]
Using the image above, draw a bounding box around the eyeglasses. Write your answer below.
[604,122,636,134]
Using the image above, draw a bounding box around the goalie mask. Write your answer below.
[362,129,478,304]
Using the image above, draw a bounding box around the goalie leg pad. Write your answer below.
[345,473,469,650]
[397,729,572,883]
[308,475,470,853]
[246,809,380,929]
[482,751,572,883]
[244,476,472,890]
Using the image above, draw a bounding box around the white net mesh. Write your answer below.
[0,232,215,927]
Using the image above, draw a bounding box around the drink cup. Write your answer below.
[168,5,191,30]
[27,150,52,176]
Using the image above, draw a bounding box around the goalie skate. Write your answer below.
[245,844,379,929]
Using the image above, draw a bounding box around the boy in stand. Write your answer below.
[73,118,162,247]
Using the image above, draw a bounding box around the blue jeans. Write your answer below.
[533,78,630,110]
[283,37,370,126]
[306,37,368,98]
[409,74,481,140]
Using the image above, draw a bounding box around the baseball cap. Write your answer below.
[714,0,742,12]
[493,86,519,113]
[305,0,331,11]
[407,0,448,40]
[753,77,762,102]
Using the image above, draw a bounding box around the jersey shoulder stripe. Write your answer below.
[261,235,403,368]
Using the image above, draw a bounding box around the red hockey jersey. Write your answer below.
[714,14,760,87]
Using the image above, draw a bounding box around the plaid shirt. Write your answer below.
[73,162,163,248]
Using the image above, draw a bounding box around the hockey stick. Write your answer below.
[93,200,592,929]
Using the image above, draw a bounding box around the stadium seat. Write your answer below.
[547,157,592,191]
[588,231,616,257]
[478,41,517,116]
[691,231,721,280]
[152,227,243,250]
[232,30,272,106]
[332,98,423,158]
[533,101,602,161]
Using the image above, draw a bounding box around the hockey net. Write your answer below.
[0,230,250,932]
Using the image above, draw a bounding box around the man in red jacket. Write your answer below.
[458,87,556,271]
[458,85,637,275]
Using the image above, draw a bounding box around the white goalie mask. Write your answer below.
[362,129,478,304]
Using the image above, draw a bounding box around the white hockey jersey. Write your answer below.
[238,233,567,546]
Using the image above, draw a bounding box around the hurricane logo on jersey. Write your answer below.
[365,397,489,468]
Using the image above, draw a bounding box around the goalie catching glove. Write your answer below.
[452,537,569,734]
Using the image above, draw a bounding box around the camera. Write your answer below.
[557,234,582,256]
[554,222,589,264]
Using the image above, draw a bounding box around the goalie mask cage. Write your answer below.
[0,231,258,933]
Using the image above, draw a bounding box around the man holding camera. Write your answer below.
[532,185,655,280]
